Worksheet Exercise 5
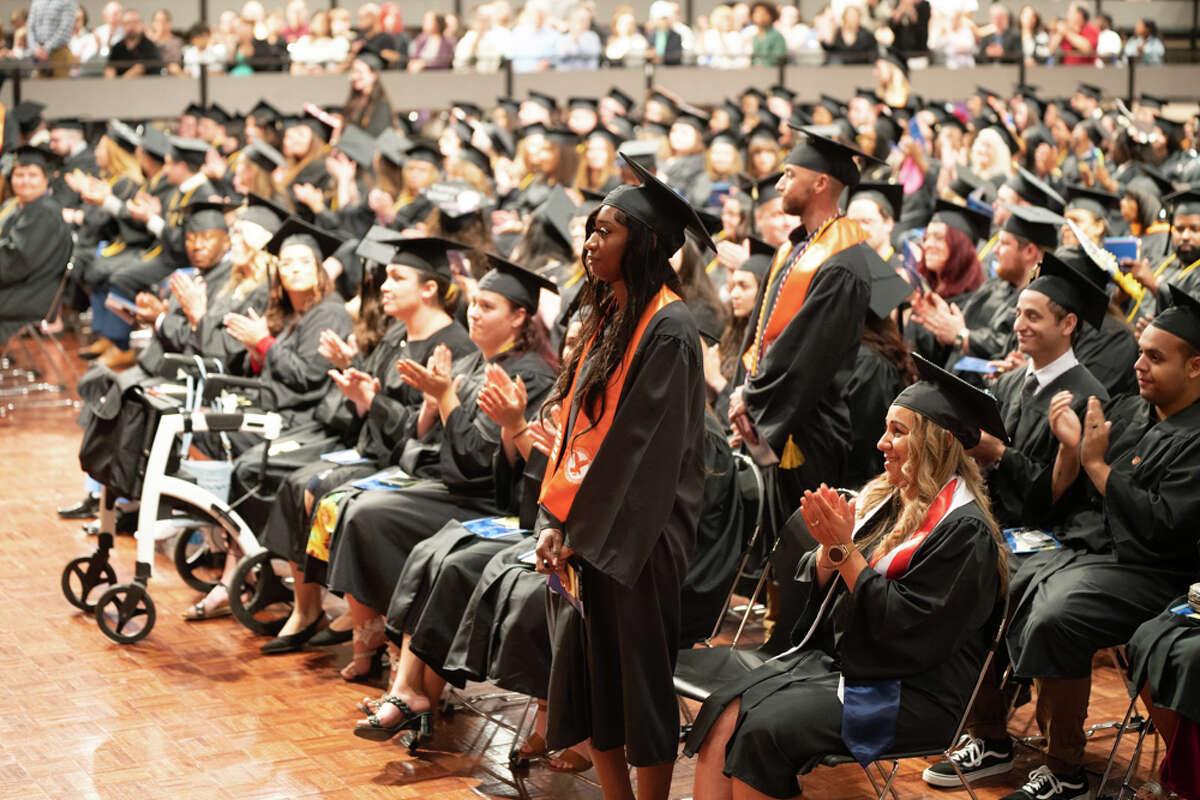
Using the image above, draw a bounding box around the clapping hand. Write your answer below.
[292,182,325,214]
[397,343,456,403]
[318,329,359,370]
[476,363,528,431]
[799,484,857,550]
[169,271,207,326]
[134,291,168,325]
[1048,390,1081,449]
[223,307,270,349]
[1079,395,1111,468]
[328,367,380,417]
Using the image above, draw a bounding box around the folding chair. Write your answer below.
[818,593,1011,800]
[1093,678,1157,800]
[0,261,80,415]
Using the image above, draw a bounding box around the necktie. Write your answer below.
[1020,372,1039,406]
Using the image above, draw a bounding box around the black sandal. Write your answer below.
[352,696,433,742]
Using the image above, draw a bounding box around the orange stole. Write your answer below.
[538,286,681,522]
[742,217,867,375]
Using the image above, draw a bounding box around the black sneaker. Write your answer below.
[1001,766,1091,800]
[58,493,100,519]
[922,734,1014,787]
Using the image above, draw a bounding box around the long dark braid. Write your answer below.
[541,206,682,436]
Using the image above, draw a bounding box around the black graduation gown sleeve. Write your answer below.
[546,303,708,587]
[259,295,352,420]
[845,345,903,489]
[0,195,73,322]
[1073,313,1139,396]
[960,279,1019,361]
[743,255,871,459]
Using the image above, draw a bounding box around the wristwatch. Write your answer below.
[827,542,856,565]
[952,328,969,351]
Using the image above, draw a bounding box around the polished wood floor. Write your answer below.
[0,338,1164,799]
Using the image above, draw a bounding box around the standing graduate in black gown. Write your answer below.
[688,356,1009,800]
[728,129,880,649]
[532,155,709,800]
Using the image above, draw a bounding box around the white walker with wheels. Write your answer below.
[61,374,288,644]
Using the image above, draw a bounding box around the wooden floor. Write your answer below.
[0,339,1165,800]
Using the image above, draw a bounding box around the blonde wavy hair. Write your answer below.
[222,247,274,301]
[854,412,1008,593]
[99,136,144,185]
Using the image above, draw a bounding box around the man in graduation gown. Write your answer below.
[928,285,1200,800]
[1126,188,1200,324]
[0,146,73,345]
[1057,240,1141,397]
[729,127,878,650]
[47,117,99,211]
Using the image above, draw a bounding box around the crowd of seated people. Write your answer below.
[16,64,1200,800]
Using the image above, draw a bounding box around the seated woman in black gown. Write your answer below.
[319,251,558,680]
[687,354,1009,800]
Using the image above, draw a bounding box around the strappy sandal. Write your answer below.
[340,618,387,682]
[352,695,434,742]
[517,731,549,760]
[547,746,592,773]
[182,582,233,620]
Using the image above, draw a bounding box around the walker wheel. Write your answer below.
[94,583,156,644]
[61,556,118,612]
[228,550,294,636]
[172,527,225,593]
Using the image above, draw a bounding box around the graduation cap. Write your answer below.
[181,200,230,233]
[948,166,986,203]
[483,123,515,159]
[757,107,781,132]
[894,353,1009,447]
[586,126,623,151]
[788,108,814,129]
[718,99,744,128]
[1006,167,1065,213]
[1127,162,1175,198]
[1018,87,1045,119]
[291,108,336,142]
[618,139,659,172]
[1065,183,1120,218]
[745,121,779,143]
[354,224,402,265]
[334,124,377,169]
[976,86,1000,102]
[371,235,462,280]
[425,180,489,222]
[1055,244,1114,292]
[168,136,211,170]
[866,248,913,319]
[526,90,558,112]
[877,46,909,77]
[846,181,903,220]
[394,194,435,229]
[674,108,708,134]
[641,121,671,139]
[1136,93,1166,111]
[1166,187,1200,218]
[985,122,1020,156]
[240,192,289,235]
[934,104,967,134]
[607,115,636,142]
[1026,251,1109,330]
[1079,119,1106,147]
[647,89,679,115]
[607,149,717,254]
[355,43,386,72]
[376,129,411,166]
[451,100,483,120]
[567,97,599,113]
[855,87,882,104]
[12,101,45,134]
[535,186,581,250]
[607,87,635,114]
[448,119,474,144]
[201,104,232,125]
[769,85,796,103]
[784,125,885,189]
[182,102,204,119]
[741,87,767,104]
[496,96,520,116]
[693,205,722,236]
[1151,284,1200,351]
[1155,116,1185,139]
[1001,204,1064,251]
[265,216,344,260]
[12,145,60,172]
[455,142,492,175]
[244,139,286,173]
[404,139,443,166]
[478,252,558,311]
[248,99,283,128]
[50,117,85,132]
[106,119,141,154]
[1024,124,1056,153]
[744,172,782,205]
[737,236,776,280]
[931,198,992,244]
[139,125,171,161]
[1076,83,1103,102]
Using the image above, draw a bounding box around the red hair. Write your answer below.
[919,225,984,297]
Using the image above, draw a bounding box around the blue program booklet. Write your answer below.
[954,356,999,375]
[320,448,372,466]
[461,516,529,539]
[1003,527,1062,554]
[351,467,416,491]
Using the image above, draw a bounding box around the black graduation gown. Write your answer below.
[951,277,1020,366]
[1127,598,1200,723]
[52,147,100,210]
[324,348,555,612]
[136,258,270,375]
[740,236,872,649]
[80,172,174,287]
[1007,394,1200,680]
[541,300,706,765]
[682,499,1002,799]
[0,194,73,343]
[987,360,1108,529]
[845,344,904,491]
[1071,312,1139,397]
[663,153,712,209]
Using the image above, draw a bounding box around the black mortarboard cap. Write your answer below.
[249,99,283,127]
[1155,116,1184,139]
[866,248,913,319]
[1079,118,1105,147]
[605,150,717,254]
[847,181,903,220]
[542,127,580,148]
[182,103,204,118]
[372,235,461,280]
[607,115,636,142]
[647,90,679,115]
[567,96,598,113]
[674,108,708,134]
[745,121,779,142]
[1001,204,1063,251]
[738,236,775,280]
[1136,93,1166,111]
[181,200,230,233]
[948,166,985,201]
[877,46,909,77]
[934,105,967,134]
[855,87,882,103]
[526,90,558,111]
[708,129,743,151]
[1166,187,1200,218]
[1057,107,1081,129]
[334,124,377,169]
[479,252,558,311]
[788,108,813,128]
[769,85,796,103]
[719,99,744,127]
[425,180,489,222]
[931,198,992,244]
[13,101,45,133]
[139,125,170,161]
[535,186,579,249]
[784,125,885,189]
[50,117,85,132]
[241,192,289,234]
[985,122,1020,156]
[1065,183,1120,218]
[244,139,285,173]
[618,139,659,172]
[496,96,520,115]
[294,108,335,142]
[355,48,384,72]
[107,119,141,154]
[455,142,492,175]
[202,103,232,125]
[1152,285,1200,351]
[894,354,1009,447]
[394,194,434,229]
[1055,243,1114,291]
[607,87,634,113]
[1127,162,1175,198]
[1026,251,1109,330]
[1007,166,1066,213]
[817,94,845,118]
[266,216,344,260]
[13,145,60,171]
[354,224,401,265]
[641,121,671,138]
[451,100,483,119]
[741,87,767,103]
[376,129,410,166]
[693,206,722,236]
[1076,83,1103,101]
[168,136,211,170]
[404,139,442,166]
[587,126,622,151]
[745,172,782,205]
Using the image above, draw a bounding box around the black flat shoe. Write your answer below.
[58,494,100,519]
[82,510,137,536]
[353,696,434,742]
[308,626,353,647]
[260,615,327,654]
